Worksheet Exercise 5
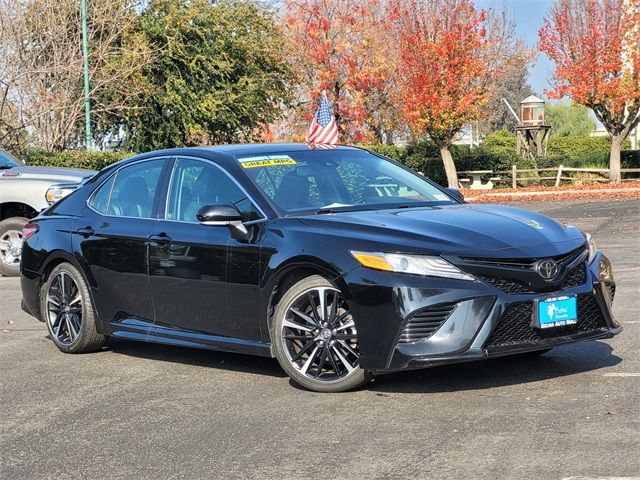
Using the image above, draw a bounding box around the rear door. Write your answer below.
[76,157,168,332]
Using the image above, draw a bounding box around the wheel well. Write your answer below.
[267,267,332,334]
[40,257,76,284]
[0,202,38,221]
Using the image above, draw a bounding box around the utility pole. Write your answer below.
[81,0,91,150]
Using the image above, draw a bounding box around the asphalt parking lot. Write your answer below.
[1,199,639,480]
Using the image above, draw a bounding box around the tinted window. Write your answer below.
[241,150,454,214]
[165,158,261,222]
[88,174,116,214]
[89,159,164,218]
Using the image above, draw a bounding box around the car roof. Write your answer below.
[195,143,363,156]
[103,143,367,173]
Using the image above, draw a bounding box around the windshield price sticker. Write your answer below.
[239,155,297,169]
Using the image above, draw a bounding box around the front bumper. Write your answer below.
[343,252,621,373]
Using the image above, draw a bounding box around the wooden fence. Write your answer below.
[497,165,640,189]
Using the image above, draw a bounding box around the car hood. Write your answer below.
[4,165,94,183]
[297,203,586,258]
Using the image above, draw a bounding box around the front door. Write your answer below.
[148,157,264,341]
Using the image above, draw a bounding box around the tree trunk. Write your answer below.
[609,134,623,183]
[440,146,458,188]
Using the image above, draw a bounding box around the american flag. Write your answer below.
[306,92,339,147]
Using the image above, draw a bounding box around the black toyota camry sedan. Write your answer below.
[20,144,621,392]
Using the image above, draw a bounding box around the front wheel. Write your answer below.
[272,275,372,392]
[40,262,107,353]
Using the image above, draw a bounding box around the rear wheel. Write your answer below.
[0,217,28,277]
[272,275,372,392]
[40,263,107,353]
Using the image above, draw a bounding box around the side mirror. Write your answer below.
[196,203,248,236]
[445,188,464,202]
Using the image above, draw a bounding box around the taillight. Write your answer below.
[22,222,39,239]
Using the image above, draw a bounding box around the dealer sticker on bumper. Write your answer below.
[533,295,578,329]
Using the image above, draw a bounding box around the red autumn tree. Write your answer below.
[282,0,395,143]
[390,0,529,187]
[540,0,640,183]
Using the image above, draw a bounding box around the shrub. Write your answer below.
[23,150,133,171]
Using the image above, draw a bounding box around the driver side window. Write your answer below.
[165,158,260,223]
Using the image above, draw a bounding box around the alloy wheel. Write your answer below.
[46,272,83,345]
[280,286,360,382]
[0,229,23,267]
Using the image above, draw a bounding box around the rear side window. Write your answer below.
[89,159,165,218]
[88,174,116,214]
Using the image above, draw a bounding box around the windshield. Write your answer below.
[0,150,22,169]
[239,149,456,215]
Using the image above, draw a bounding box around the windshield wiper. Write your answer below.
[315,207,342,214]
[0,165,14,170]
[315,203,355,214]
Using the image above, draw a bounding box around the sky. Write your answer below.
[475,0,556,99]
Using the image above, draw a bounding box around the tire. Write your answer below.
[40,262,107,353]
[272,275,372,392]
[0,217,28,277]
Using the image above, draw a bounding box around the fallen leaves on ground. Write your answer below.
[462,181,640,203]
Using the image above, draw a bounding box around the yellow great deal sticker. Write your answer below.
[239,155,297,169]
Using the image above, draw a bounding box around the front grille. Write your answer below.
[398,302,457,344]
[462,245,586,269]
[484,294,606,349]
[481,262,587,295]
[561,264,586,288]
[481,276,534,294]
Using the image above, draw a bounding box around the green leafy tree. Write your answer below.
[123,0,293,151]
[545,103,596,137]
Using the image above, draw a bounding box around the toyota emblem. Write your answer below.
[535,259,559,280]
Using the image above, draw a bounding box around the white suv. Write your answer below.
[0,149,94,276]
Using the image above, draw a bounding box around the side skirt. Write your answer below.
[108,319,273,357]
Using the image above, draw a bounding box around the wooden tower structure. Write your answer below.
[516,95,551,160]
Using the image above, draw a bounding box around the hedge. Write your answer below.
[366,131,634,185]
[21,132,637,187]
[23,150,133,171]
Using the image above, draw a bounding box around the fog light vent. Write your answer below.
[398,302,458,344]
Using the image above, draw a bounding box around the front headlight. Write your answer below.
[350,251,476,281]
[585,233,597,263]
[45,186,76,205]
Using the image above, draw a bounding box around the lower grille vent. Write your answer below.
[484,294,605,349]
[605,282,616,303]
[398,302,457,344]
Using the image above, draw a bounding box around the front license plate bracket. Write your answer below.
[532,295,578,329]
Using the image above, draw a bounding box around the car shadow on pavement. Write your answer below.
[369,341,622,393]
[105,337,288,379]
[105,336,621,391]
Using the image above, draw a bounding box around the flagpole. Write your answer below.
[81,0,91,150]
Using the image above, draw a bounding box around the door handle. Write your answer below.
[76,226,95,238]
[147,233,172,245]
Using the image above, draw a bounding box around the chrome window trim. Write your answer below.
[86,154,268,223]
[86,156,171,220]
[163,155,268,224]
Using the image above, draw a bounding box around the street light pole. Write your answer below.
[81,0,91,150]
